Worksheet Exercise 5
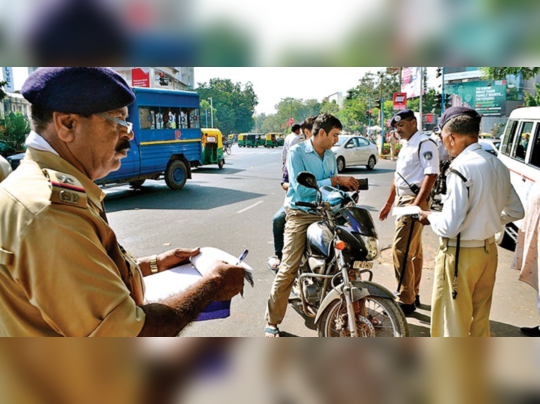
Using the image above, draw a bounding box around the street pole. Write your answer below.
[369,96,372,128]
[419,67,424,132]
[206,109,208,128]
[441,67,446,115]
[209,97,214,128]
[379,72,385,155]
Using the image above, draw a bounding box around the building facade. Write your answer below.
[111,67,195,91]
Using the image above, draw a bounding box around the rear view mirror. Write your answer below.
[297,172,319,190]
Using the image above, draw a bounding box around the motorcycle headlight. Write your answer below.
[361,236,380,261]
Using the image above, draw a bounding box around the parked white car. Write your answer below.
[332,135,378,173]
[479,139,501,156]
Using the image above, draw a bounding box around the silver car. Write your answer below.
[332,135,378,173]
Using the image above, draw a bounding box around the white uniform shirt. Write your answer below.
[395,131,440,196]
[0,155,12,183]
[282,132,304,165]
[429,143,525,241]
[431,133,450,162]
[25,131,60,156]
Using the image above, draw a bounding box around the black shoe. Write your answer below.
[398,303,417,316]
[520,326,540,337]
[416,295,421,307]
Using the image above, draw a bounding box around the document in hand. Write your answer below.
[144,248,254,321]
[392,206,421,219]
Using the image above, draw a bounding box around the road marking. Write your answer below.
[237,200,264,214]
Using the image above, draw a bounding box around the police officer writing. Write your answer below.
[0,68,245,337]
[418,107,524,337]
[379,110,439,316]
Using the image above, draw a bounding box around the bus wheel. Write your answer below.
[165,160,188,190]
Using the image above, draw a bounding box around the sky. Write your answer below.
[195,67,386,115]
[5,67,439,116]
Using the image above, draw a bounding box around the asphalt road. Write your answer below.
[104,145,539,337]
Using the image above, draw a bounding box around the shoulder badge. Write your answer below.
[423,151,433,161]
[43,169,88,209]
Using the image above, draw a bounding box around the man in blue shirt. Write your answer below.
[265,114,359,337]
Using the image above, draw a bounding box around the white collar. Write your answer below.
[25,131,60,156]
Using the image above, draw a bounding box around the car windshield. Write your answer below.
[335,136,351,147]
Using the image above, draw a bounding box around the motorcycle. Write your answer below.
[272,172,409,337]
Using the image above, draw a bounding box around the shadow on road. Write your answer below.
[105,183,265,213]
[344,168,395,176]
[193,167,246,175]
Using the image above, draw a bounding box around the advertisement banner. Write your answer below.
[132,67,151,88]
[393,93,407,110]
[401,67,422,98]
[445,80,507,116]
[2,67,14,92]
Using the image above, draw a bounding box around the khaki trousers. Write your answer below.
[393,196,429,305]
[431,239,498,337]
[266,210,321,325]
[390,144,396,160]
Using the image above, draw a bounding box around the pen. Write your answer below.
[236,249,249,266]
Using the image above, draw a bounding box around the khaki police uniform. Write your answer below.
[0,155,12,183]
[393,131,439,305]
[429,144,524,337]
[0,147,146,337]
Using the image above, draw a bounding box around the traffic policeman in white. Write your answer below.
[419,107,525,337]
[380,109,440,315]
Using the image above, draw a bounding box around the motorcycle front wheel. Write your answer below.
[318,296,409,337]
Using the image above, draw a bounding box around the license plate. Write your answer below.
[353,261,374,270]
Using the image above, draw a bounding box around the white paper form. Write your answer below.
[392,206,421,219]
[144,247,254,304]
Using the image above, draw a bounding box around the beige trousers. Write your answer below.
[266,209,321,325]
[431,239,498,337]
[393,196,429,305]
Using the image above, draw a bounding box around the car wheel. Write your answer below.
[366,156,376,171]
[337,157,346,173]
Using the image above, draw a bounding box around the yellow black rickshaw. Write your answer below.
[201,128,225,169]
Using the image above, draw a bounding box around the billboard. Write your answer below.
[132,67,151,88]
[445,80,507,116]
[2,67,14,92]
[401,67,422,98]
[393,93,407,110]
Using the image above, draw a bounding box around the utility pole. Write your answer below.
[209,97,214,128]
[419,67,424,132]
[206,109,208,127]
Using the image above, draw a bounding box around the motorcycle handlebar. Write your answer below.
[296,202,318,208]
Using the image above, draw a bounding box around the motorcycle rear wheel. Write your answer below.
[318,296,409,337]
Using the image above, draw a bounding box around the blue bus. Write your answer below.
[96,88,203,190]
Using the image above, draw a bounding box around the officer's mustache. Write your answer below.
[116,139,131,153]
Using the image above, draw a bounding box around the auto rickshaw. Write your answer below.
[228,134,235,144]
[238,134,247,147]
[247,134,258,148]
[257,134,265,147]
[264,134,277,148]
[276,135,285,147]
[201,128,225,169]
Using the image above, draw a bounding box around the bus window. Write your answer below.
[511,122,533,162]
[180,108,190,129]
[501,120,518,156]
[139,106,158,130]
[530,126,540,169]
[167,107,181,129]
[189,108,200,129]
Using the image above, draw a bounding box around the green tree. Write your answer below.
[196,79,258,136]
[0,112,31,156]
[320,100,340,115]
[523,83,540,106]
[481,67,540,80]
[0,80,7,103]
[199,100,220,129]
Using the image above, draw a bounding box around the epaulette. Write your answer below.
[43,169,88,209]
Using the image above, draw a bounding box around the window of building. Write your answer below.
[511,122,534,162]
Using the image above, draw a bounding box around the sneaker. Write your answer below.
[520,326,540,337]
[398,303,417,316]
[266,257,281,274]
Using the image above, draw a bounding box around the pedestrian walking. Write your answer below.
[419,107,525,337]
[379,110,440,316]
[389,130,399,161]
[514,181,540,337]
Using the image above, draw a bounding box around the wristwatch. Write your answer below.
[150,254,159,274]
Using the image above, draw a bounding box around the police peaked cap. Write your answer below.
[22,67,136,115]
[440,106,481,129]
[390,109,416,127]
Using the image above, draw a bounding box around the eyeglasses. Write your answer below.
[96,113,133,134]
